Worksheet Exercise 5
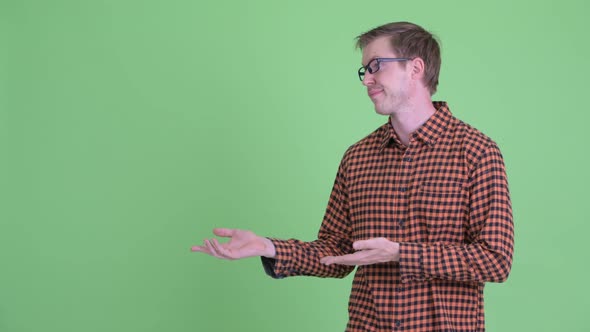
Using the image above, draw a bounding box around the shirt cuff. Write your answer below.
[259,238,295,279]
[399,242,427,283]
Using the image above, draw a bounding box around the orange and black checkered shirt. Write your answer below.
[261,102,514,332]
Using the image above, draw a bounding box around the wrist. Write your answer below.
[391,241,400,262]
[262,237,276,258]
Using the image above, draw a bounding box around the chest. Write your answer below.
[347,145,470,243]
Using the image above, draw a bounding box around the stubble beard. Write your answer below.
[374,91,412,115]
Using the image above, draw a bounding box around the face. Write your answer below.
[361,36,415,115]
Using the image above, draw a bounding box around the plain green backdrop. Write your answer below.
[1,0,589,331]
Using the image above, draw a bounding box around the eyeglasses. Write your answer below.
[358,57,412,81]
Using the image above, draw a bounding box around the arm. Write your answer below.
[192,157,354,279]
[261,157,356,279]
[399,142,514,283]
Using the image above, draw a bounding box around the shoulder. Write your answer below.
[340,123,389,166]
[450,117,503,169]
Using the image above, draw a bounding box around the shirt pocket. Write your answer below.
[410,180,468,242]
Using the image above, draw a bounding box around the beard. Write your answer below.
[373,90,412,115]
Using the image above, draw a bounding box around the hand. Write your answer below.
[320,238,399,266]
[191,228,276,260]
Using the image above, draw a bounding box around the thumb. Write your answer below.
[213,228,236,238]
[353,240,371,250]
[353,239,380,250]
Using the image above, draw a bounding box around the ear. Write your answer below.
[409,57,426,80]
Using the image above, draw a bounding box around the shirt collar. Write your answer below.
[380,101,452,151]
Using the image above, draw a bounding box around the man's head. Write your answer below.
[356,22,441,95]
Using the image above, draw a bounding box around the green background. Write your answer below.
[1,0,588,331]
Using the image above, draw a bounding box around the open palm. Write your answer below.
[191,228,274,260]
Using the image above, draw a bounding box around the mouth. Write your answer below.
[368,89,383,98]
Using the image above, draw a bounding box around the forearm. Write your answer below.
[262,150,354,279]
[399,239,512,283]
[262,236,355,279]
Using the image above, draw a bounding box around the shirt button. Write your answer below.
[400,187,407,192]
[395,287,404,292]
[403,157,412,162]
[395,320,402,327]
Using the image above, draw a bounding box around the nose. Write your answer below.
[362,72,375,86]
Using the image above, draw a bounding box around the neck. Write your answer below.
[389,97,437,146]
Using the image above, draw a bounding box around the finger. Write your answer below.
[321,257,345,265]
[194,240,213,255]
[353,240,374,250]
[321,253,361,266]
[191,245,207,252]
[320,256,333,265]
[213,228,236,238]
[204,239,224,259]
[211,238,234,259]
[353,238,387,250]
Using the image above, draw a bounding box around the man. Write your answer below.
[192,21,514,332]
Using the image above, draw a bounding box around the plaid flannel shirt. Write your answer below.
[261,102,514,332]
